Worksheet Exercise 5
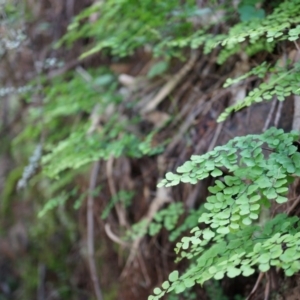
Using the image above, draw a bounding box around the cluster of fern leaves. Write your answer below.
[15,0,300,299]
[149,0,300,298]
[150,128,300,299]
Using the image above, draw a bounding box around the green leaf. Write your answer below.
[211,168,223,177]
[203,229,215,240]
[147,61,169,78]
[276,195,287,204]
[215,180,226,189]
[230,223,239,229]
[241,266,255,276]
[183,278,195,288]
[165,172,177,180]
[157,179,167,187]
[177,161,193,173]
[208,186,221,194]
[258,253,270,264]
[257,176,272,189]
[254,243,262,253]
[285,268,295,276]
[214,271,224,280]
[276,187,288,194]
[169,271,179,282]
[270,246,283,259]
[175,282,185,294]
[242,217,252,225]
[273,178,287,188]
[162,281,170,290]
[217,227,230,234]
[249,194,260,202]
[259,263,270,272]
[266,188,277,199]
[247,184,258,194]
[249,213,259,220]
[227,266,241,278]
[154,287,162,295]
[250,203,260,211]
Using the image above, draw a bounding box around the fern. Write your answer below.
[150,213,300,299]
[42,122,145,178]
[146,2,300,296]
[101,190,134,220]
[16,0,300,298]
[150,128,300,299]
[218,1,300,50]
[218,61,300,122]
[20,69,167,178]
[57,0,200,59]
[38,192,69,218]
[126,203,207,243]
[126,202,184,240]
[159,127,300,229]
[169,206,205,242]
[58,0,300,63]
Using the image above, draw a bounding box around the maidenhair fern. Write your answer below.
[17,0,300,298]
[159,128,300,230]
[169,206,205,242]
[41,119,142,178]
[150,128,300,299]
[22,69,166,178]
[146,2,300,297]
[150,214,300,299]
[218,1,300,49]
[127,203,206,242]
[101,190,134,220]
[126,202,184,241]
[58,0,300,60]
[149,202,184,236]
[218,61,300,122]
[57,0,200,59]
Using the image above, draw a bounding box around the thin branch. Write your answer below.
[141,50,199,114]
[294,40,300,53]
[286,195,300,216]
[262,99,277,132]
[273,100,283,128]
[208,122,224,151]
[246,272,264,300]
[104,223,129,247]
[87,161,103,300]
[106,156,128,227]
[264,273,270,300]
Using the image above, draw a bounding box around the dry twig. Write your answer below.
[104,223,129,247]
[274,100,283,128]
[264,273,270,300]
[87,161,103,300]
[262,100,277,132]
[208,122,223,151]
[286,195,300,216]
[106,156,128,227]
[246,272,264,300]
[141,50,199,114]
